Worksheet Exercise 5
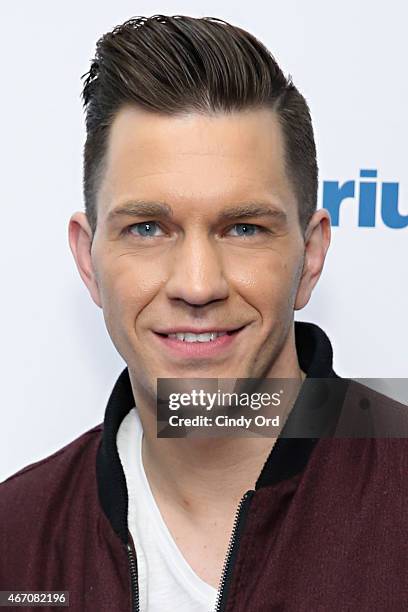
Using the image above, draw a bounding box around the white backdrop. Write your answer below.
[1,0,407,481]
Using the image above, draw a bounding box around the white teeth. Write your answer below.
[168,331,227,342]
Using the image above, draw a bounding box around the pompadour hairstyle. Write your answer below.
[81,15,318,236]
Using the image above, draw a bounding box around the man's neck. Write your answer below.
[129,356,306,522]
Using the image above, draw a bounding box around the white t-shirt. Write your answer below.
[116,407,218,612]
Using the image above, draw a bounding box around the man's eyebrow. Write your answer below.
[106,200,288,224]
[106,201,172,223]
[217,203,287,223]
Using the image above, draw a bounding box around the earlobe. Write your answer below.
[68,212,102,308]
[294,209,331,311]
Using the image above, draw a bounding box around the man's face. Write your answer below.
[70,106,329,401]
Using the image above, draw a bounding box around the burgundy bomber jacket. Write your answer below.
[1,321,407,611]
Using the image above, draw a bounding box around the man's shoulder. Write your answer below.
[343,379,408,433]
[0,423,103,511]
[318,377,408,448]
[346,378,406,408]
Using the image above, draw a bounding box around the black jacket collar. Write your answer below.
[96,321,345,543]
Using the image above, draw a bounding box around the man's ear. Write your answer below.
[68,212,102,308]
[294,209,331,311]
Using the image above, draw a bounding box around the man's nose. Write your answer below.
[164,231,229,306]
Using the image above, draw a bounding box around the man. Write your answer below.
[1,14,406,612]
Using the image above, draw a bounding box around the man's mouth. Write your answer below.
[154,326,245,343]
[155,328,243,343]
[152,325,247,356]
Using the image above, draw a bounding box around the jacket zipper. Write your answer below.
[127,531,139,612]
[213,489,255,612]
[126,491,254,612]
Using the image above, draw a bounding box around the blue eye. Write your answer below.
[124,221,267,240]
[228,223,264,237]
[127,221,163,238]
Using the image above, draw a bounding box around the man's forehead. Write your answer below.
[97,104,296,221]
[103,105,288,169]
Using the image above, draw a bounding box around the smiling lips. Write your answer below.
[153,325,246,357]
[154,325,245,335]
